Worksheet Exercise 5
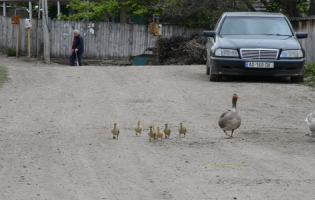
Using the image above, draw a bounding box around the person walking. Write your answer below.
[70,30,84,66]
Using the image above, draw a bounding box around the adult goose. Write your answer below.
[305,110,315,137]
[218,94,241,138]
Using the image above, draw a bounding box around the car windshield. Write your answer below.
[219,17,293,36]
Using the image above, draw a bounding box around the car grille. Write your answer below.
[241,49,278,59]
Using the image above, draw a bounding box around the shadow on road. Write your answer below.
[222,75,291,83]
[184,72,293,84]
[194,72,293,84]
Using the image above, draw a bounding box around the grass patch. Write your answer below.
[303,62,315,88]
[7,48,16,57]
[0,66,9,87]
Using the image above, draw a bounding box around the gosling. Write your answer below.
[152,125,157,135]
[178,122,187,137]
[111,123,120,139]
[134,121,143,137]
[164,124,171,139]
[156,127,165,141]
[148,126,156,142]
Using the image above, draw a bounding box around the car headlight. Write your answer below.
[215,48,239,57]
[280,50,303,58]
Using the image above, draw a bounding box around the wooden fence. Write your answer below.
[0,16,203,60]
[290,17,315,63]
[0,16,41,57]
[2,15,315,62]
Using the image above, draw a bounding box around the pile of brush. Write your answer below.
[157,34,207,65]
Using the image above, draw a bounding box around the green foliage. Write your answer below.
[303,62,315,87]
[57,0,315,28]
[0,66,9,88]
[160,0,250,29]
[263,0,309,17]
[305,62,315,77]
[7,48,16,57]
[61,0,161,22]
[296,0,310,16]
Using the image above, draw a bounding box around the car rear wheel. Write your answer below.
[291,75,304,83]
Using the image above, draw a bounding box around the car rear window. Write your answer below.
[219,17,293,35]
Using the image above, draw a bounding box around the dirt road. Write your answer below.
[1,55,315,200]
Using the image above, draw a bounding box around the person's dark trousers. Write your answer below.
[70,52,83,66]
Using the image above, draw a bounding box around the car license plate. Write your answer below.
[245,62,274,68]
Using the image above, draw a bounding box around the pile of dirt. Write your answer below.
[157,35,207,65]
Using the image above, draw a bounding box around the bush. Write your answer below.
[304,62,315,87]
[157,34,207,65]
[7,48,16,57]
[305,62,315,77]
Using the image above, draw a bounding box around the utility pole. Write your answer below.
[3,2,6,17]
[29,1,32,19]
[153,14,160,55]
[87,0,89,22]
[42,0,50,64]
[57,1,61,19]
[36,0,41,56]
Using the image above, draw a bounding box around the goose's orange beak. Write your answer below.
[236,94,240,98]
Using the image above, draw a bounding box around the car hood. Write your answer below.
[217,35,301,50]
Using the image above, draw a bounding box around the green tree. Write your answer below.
[308,0,315,15]
[58,0,315,28]
[60,0,161,22]
[258,0,309,17]
[160,0,314,28]
[160,0,251,28]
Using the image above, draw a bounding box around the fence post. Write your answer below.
[16,24,20,57]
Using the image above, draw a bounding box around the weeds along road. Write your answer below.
[1,56,315,199]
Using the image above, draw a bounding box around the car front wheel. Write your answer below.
[206,51,210,75]
[206,66,210,75]
[291,75,304,83]
[207,51,222,81]
[209,63,222,82]
[209,73,222,81]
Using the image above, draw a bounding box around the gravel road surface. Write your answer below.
[1,55,315,200]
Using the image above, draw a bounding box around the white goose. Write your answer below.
[305,110,315,137]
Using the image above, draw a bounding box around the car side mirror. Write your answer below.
[204,31,216,37]
[296,32,308,39]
